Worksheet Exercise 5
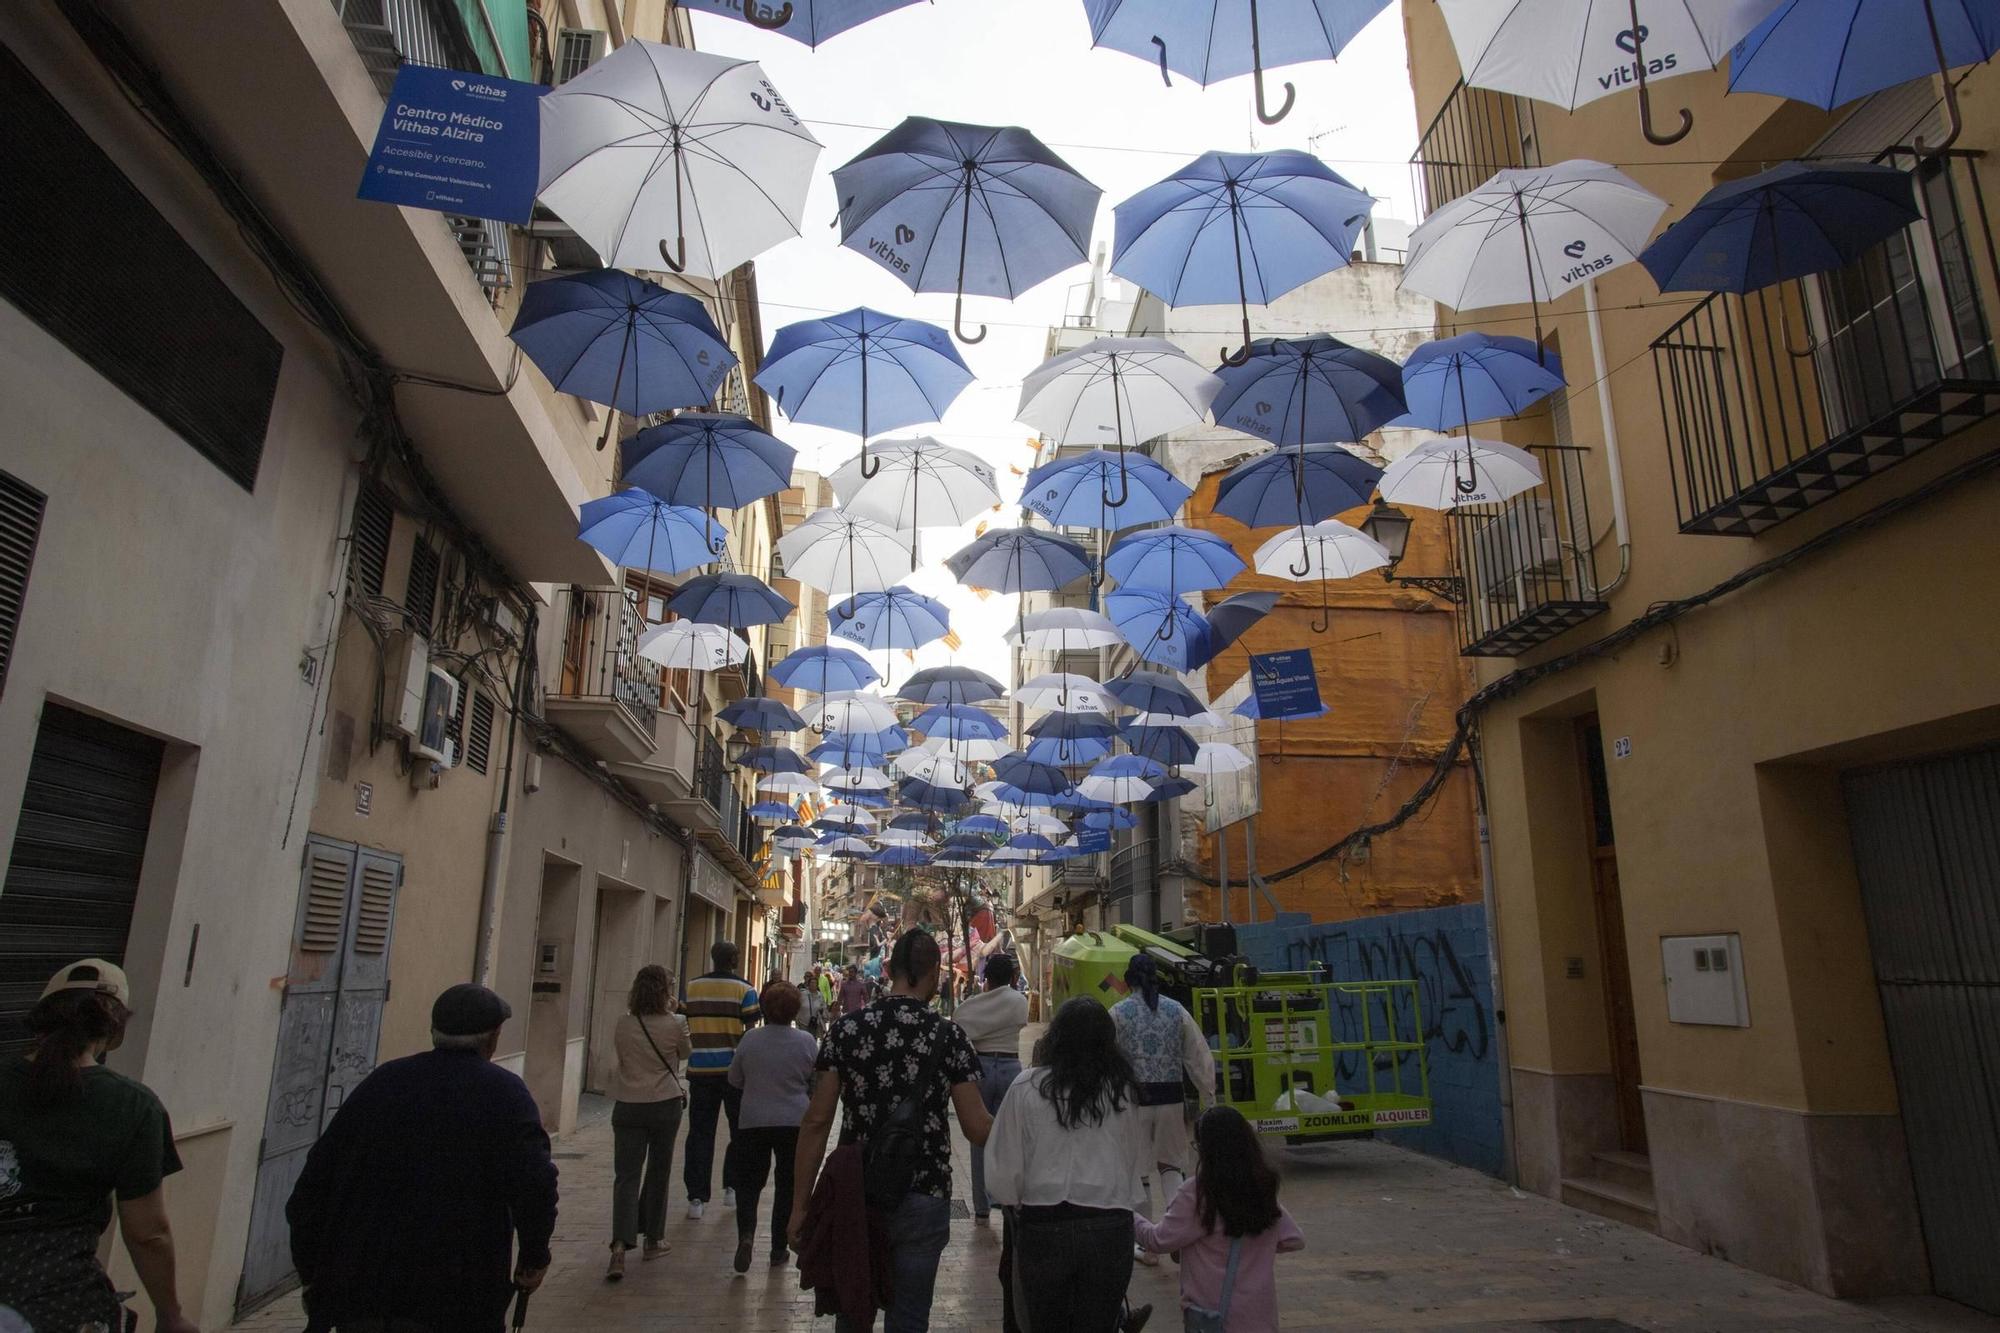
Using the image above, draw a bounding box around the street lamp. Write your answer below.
[724,729,755,768]
[1359,500,1465,603]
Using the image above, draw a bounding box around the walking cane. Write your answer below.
[511,1287,532,1331]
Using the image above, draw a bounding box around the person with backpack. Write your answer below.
[604,965,691,1281]
[1134,1106,1304,1333]
[789,929,993,1332]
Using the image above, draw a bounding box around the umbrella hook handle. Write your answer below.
[1310,578,1332,635]
[1155,608,1177,642]
[1248,0,1295,126]
[1781,285,1819,359]
[859,441,883,480]
[657,235,688,274]
[1151,37,1172,87]
[954,293,988,345]
[746,1,794,29]
[1101,448,1131,510]
[953,164,989,344]
[1220,312,1255,368]
[1628,0,1692,146]
[1915,0,1965,158]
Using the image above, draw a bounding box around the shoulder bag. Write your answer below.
[1182,1237,1243,1333]
[636,1013,686,1099]
[861,1015,952,1212]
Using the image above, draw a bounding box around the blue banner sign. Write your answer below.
[1078,828,1112,855]
[358,65,545,223]
[1249,648,1322,721]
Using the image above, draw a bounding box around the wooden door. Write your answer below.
[1578,718,1646,1155]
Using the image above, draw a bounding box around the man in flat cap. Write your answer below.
[287,984,558,1333]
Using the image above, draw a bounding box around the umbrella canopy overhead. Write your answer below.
[1020,449,1194,529]
[576,492,729,578]
[833,117,1102,342]
[1016,673,1114,714]
[1212,443,1383,529]
[912,703,1009,742]
[757,307,974,470]
[768,643,882,694]
[896,751,976,788]
[679,0,928,48]
[1026,711,1120,742]
[1105,589,1210,670]
[945,528,1094,594]
[749,800,798,821]
[1206,590,1279,658]
[811,692,901,734]
[508,271,735,425]
[666,572,795,628]
[830,438,1003,568]
[1378,435,1545,509]
[895,665,1007,708]
[1017,337,1224,448]
[637,620,749,670]
[1189,741,1253,776]
[774,508,909,601]
[739,745,810,774]
[991,752,1074,796]
[1254,520,1391,581]
[719,696,809,733]
[828,586,953,650]
[1638,160,1924,294]
[623,414,797,516]
[821,765,895,793]
[1009,607,1125,652]
[537,40,821,277]
[1210,335,1407,447]
[1105,525,1247,594]
[759,771,824,794]
[1401,334,1567,431]
[1112,150,1375,362]
[1024,734,1115,767]
[1105,670,1206,717]
[1124,722,1201,766]
[1079,753,1168,803]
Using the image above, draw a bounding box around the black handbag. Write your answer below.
[861,1019,952,1212]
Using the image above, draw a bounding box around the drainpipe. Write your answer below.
[1470,733,1518,1187]
[1583,278,1631,597]
[474,604,536,986]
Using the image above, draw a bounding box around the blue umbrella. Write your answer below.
[1005,832,1059,853]
[985,781,1065,809]
[1401,334,1567,431]
[955,813,1009,835]
[872,845,934,867]
[946,528,1094,593]
[1105,525,1246,594]
[1025,734,1115,767]
[1206,590,1279,660]
[1106,670,1206,717]
[1021,449,1194,531]
[508,271,735,446]
[895,665,1007,708]
[1026,712,1119,741]
[941,830,997,850]
[622,414,797,526]
[845,790,892,809]
[1082,0,1392,124]
[1639,161,1924,295]
[1106,589,1211,670]
[829,586,952,650]
[913,704,1009,742]
[901,778,975,812]
[718,697,809,733]
[1140,775,1200,802]
[749,800,797,821]
[757,307,973,480]
[1211,336,1406,447]
[889,812,934,831]
[834,118,1102,343]
[667,572,795,628]
[1123,722,1200,767]
[1730,0,2000,153]
[807,728,910,763]
[771,823,816,847]
[992,753,1074,796]
[768,644,881,694]
[1212,444,1383,531]
[678,0,926,46]
[1082,805,1140,831]
[576,491,730,578]
[814,819,872,836]
[1112,151,1374,364]
[739,745,811,774]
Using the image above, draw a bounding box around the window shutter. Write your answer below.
[351,484,393,597]
[0,471,47,701]
[467,690,496,774]
[405,538,440,636]
[352,858,396,955]
[299,840,351,954]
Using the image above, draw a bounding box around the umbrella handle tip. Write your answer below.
[1220,343,1253,368]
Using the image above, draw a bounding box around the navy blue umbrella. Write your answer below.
[1082,0,1392,124]
[739,745,811,775]
[946,528,1094,594]
[940,830,997,851]
[623,414,797,534]
[901,778,975,812]
[912,704,1009,742]
[1213,444,1383,532]
[833,118,1102,343]
[576,491,730,579]
[1105,525,1246,594]
[1106,589,1211,670]
[1024,734,1115,767]
[1105,670,1205,717]
[756,307,973,480]
[749,800,797,821]
[895,665,1007,708]
[872,845,934,867]
[1082,805,1140,831]
[1004,832,1059,854]
[667,572,795,628]
[718,697,809,733]
[1026,712,1119,741]
[1021,448,1194,532]
[1211,336,1406,448]
[1123,721,1200,767]
[679,0,926,46]
[992,753,1074,796]
[1401,334,1566,431]
[508,271,735,447]
[956,813,1009,835]
[1140,775,1200,802]
[1206,590,1279,660]
[808,728,910,763]
[1112,151,1374,364]
[985,781,1065,809]
[768,644,881,694]
[1639,161,1923,295]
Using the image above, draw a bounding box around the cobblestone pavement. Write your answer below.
[233,1091,1999,1333]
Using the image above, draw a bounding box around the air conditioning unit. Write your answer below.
[389,632,433,738]
[412,664,460,765]
[554,28,609,84]
[1471,498,1561,598]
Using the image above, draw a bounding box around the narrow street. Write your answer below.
[232,1099,1995,1333]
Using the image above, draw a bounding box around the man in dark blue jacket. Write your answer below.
[287,984,558,1333]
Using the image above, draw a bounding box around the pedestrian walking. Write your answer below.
[951,954,1028,1226]
[286,983,558,1333]
[801,969,828,1038]
[682,939,761,1220]
[1110,954,1214,1267]
[727,980,818,1274]
[605,964,692,1281]
[837,964,872,1016]
[1134,1106,1304,1332]
[984,997,1150,1333]
[790,929,993,1332]
[0,960,196,1333]
[817,966,837,1018]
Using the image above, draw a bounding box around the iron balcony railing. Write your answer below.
[694,728,743,836]
[1450,445,1609,657]
[552,586,660,728]
[1650,149,2000,536]
[1409,78,1541,220]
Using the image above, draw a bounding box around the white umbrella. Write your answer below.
[1378,436,1544,510]
[830,438,1002,568]
[772,829,816,851]
[820,765,893,792]
[1015,673,1113,714]
[819,802,879,828]
[1129,708,1228,730]
[1400,161,1666,350]
[1188,742,1253,777]
[811,693,901,734]
[1077,772,1158,804]
[815,836,873,857]
[637,621,749,669]
[774,508,908,601]
[1007,607,1123,653]
[894,751,975,787]
[988,845,1038,864]
[1017,337,1223,446]
[537,40,821,278]
[1254,521,1391,581]
[1437,0,1782,146]
[758,772,822,795]
[908,735,1009,764]
[875,827,934,847]
[1003,811,1069,837]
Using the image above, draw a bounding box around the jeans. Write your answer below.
[733,1124,799,1257]
[1009,1207,1134,1333]
[833,1191,952,1333]
[610,1097,683,1248]
[967,1054,1021,1216]
[682,1076,741,1203]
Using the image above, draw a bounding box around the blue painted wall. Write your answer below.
[1232,903,1504,1176]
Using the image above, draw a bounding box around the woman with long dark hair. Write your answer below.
[1109,952,1214,1265]
[0,959,195,1333]
[605,963,691,1280]
[1135,1106,1304,1332]
[984,997,1149,1332]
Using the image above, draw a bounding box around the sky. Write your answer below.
[681,0,1423,687]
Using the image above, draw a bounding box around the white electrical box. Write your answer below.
[388,632,433,738]
[1661,933,1749,1027]
[411,665,459,764]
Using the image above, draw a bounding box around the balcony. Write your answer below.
[620,722,761,883]
[1451,445,1610,657]
[1409,78,1541,220]
[1651,151,2000,537]
[544,587,659,763]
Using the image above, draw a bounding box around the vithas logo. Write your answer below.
[894,224,917,245]
[1599,22,1678,90]
[1563,240,1589,259]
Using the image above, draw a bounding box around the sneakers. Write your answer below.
[1122,1302,1154,1333]
[733,1238,753,1275]
[687,1200,706,1220]
[1134,1245,1160,1268]
[724,1187,737,1209]
[770,1248,790,1267]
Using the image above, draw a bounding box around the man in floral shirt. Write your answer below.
[789,929,991,1332]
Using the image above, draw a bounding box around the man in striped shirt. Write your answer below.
[681,940,761,1220]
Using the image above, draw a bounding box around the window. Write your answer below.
[554,28,607,84]
[405,538,440,636]
[466,690,496,775]
[351,484,394,598]
[0,470,47,702]
[445,673,469,757]
[628,574,693,710]
[0,44,282,491]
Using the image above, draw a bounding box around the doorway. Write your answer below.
[586,880,643,1094]
[1842,745,2000,1316]
[524,856,580,1131]
[1578,717,1646,1155]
